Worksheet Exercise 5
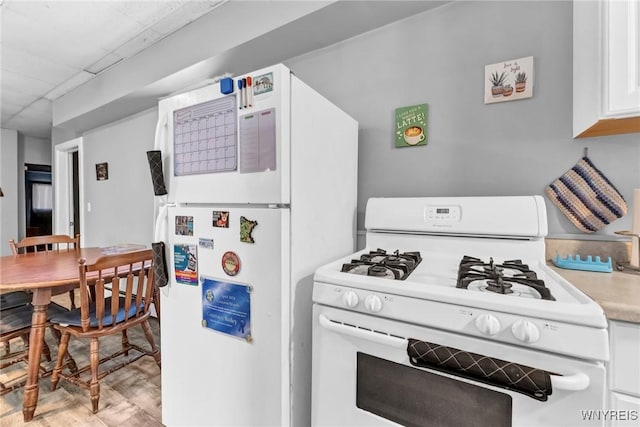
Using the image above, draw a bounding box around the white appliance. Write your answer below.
[153,64,358,426]
[312,196,609,427]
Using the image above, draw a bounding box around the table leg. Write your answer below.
[22,288,51,422]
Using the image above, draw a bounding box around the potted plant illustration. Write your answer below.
[502,84,514,97]
[490,71,507,97]
[515,72,527,93]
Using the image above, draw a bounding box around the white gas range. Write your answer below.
[311,196,609,427]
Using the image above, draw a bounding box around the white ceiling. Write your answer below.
[0,0,227,139]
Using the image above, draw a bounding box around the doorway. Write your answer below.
[71,151,80,236]
[24,164,52,237]
[54,137,84,245]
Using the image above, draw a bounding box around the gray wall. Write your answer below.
[0,128,19,255]
[20,135,52,166]
[0,130,52,246]
[81,108,156,248]
[52,127,80,146]
[285,0,639,238]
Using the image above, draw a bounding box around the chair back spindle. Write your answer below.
[49,248,160,414]
[77,250,154,333]
[9,234,80,255]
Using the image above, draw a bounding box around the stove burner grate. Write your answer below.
[457,256,555,301]
[341,249,422,280]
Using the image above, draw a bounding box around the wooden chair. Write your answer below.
[9,234,80,309]
[0,291,32,310]
[1,235,79,360]
[50,249,161,413]
[9,234,80,255]
[0,235,81,394]
[0,291,32,356]
[0,302,75,396]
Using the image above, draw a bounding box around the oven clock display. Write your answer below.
[425,205,461,222]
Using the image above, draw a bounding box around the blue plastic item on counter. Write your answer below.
[552,254,613,273]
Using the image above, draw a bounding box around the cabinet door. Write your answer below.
[608,392,640,427]
[606,0,640,116]
[610,320,640,396]
[573,0,640,137]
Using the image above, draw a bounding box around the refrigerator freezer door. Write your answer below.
[160,205,290,426]
[158,64,291,205]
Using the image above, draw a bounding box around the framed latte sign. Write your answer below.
[395,104,428,148]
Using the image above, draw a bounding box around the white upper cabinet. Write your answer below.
[574,0,640,138]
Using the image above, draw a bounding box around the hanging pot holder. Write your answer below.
[545,156,627,233]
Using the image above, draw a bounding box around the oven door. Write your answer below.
[311,305,606,427]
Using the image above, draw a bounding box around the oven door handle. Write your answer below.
[549,372,590,391]
[318,314,407,349]
[319,315,592,392]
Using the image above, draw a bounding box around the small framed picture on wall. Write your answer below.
[96,162,109,181]
[484,56,534,104]
[395,104,428,148]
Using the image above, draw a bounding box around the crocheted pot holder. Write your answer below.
[545,157,627,233]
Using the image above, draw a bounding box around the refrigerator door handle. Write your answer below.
[154,204,169,243]
[154,111,169,152]
[151,111,169,244]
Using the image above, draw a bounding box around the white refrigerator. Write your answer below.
[151,64,358,426]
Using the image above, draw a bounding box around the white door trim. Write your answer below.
[54,137,85,247]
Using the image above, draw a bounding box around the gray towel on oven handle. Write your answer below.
[407,338,553,401]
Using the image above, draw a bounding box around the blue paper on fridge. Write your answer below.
[202,278,252,342]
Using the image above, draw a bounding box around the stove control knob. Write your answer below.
[342,290,359,308]
[475,314,501,336]
[512,320,540,344]
[364,295,383,313]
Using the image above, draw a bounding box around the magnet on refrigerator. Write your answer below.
[240,216,258,243]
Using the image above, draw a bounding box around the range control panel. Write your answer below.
[425,205,461,222]
[312,281,609,361]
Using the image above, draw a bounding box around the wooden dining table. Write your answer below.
[0,247,139,422]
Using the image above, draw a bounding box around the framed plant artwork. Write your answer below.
[484,56,534,104]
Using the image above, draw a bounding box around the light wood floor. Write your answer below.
[0,299,162,427]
